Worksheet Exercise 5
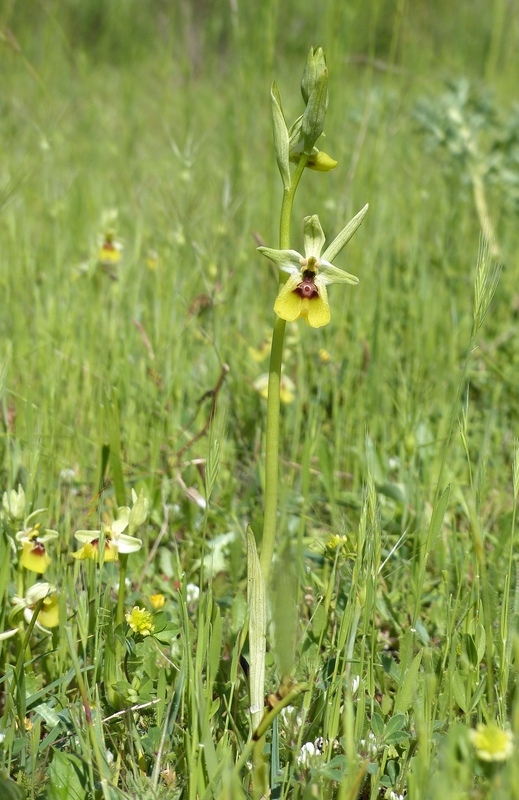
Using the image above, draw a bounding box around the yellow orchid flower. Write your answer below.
[72,524,142,561]
[11,582,60,633]
[73,491,148,562]
[15,512,59,574]
[258,206,368,328]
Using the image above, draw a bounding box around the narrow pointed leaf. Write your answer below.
[247,526,266,730]
[271,82,291,190]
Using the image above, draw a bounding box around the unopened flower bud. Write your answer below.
[128,489,149,536]
[301,46,327,105]
[2,485,26,522]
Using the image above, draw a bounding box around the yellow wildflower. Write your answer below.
[470,723,514,762]
[126,606,154,637]
[150,593,165,610]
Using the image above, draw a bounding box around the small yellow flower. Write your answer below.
[254,373,295,404]
[146,250,160,270]
[259,209,367,329]
[470,723,514,762]
[323,533,354,561]
[319,348,330,363]
[150,593,165,610]
[98,231,122,266]
[126,606,154,637]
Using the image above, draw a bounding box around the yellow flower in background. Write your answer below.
[126,606,154,637]
[98,231,123,267]
[319,348,330,363]
[258,208,367,328]
[150,593,165,610]
[11,582,60,633]
[15,513,58,574]
[37,594,60,629]
[470,723,514,762]
[146,249,160,271]
[254,373,295,404]
[73,492,147,562]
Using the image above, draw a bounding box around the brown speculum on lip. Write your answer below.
[294,270,319,299]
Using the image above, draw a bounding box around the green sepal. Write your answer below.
[303,215,326,260]
[322,204,369,263]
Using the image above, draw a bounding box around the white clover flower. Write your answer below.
[297,741,316,768]
[186,583,200,604]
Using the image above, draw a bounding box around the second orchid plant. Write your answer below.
[247,46,368,792]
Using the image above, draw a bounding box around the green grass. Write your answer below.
[2,1,519,798]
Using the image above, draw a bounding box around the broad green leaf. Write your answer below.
[384,713,406,739]
[47,751,89,800]
[393,651,422,714]
[371,712,384,739]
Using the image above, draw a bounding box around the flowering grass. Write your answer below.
[2,1,519,798]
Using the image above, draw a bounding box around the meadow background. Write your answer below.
[2,1,519,798]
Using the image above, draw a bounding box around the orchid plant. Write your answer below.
[247,46,368,796]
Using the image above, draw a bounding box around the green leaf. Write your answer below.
[393,651,422,714]
[384,713,406,739]
[271,82,291,190]
[461,633,478,669]
[371,712,384,739]
[452,669,469,712]
[47,751,89,800]
[0,776,25,800]
[247,525,266,729]
[474,621,486,665]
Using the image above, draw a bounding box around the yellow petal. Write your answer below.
[38,595,60,628]
[305,284,331,328]
[20,541,51,574]
[274,274,303,321]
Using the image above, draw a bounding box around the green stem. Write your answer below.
[116,553,128,628]
[259,154,308,584]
